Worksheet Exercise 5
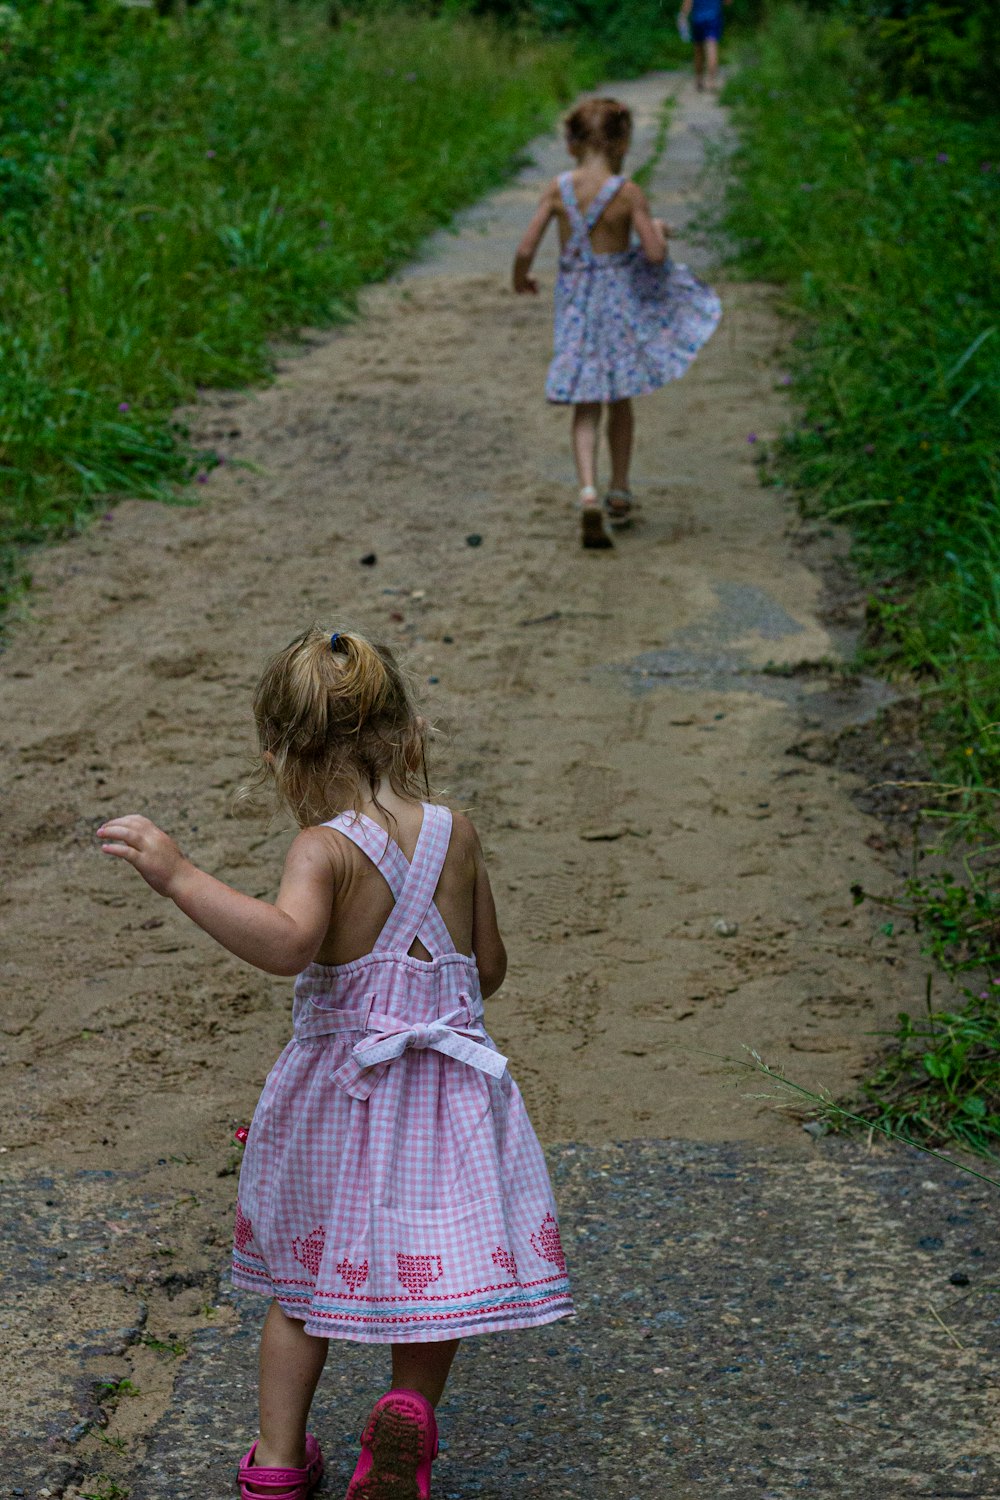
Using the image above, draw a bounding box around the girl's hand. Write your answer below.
[513,269,539,296]
[98,815,189,898]
[653,217,671,238]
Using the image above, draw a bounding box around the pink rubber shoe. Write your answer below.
[345,1389,438,1500]
[236,1432,324,1500]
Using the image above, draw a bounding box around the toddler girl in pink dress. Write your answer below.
[99,627,572,1500]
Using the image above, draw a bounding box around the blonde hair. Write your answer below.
[241,626,429,826]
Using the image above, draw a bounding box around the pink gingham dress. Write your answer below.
[232,802,574,1343]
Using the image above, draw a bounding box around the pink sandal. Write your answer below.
[236,1432,324,1500]
[345,1389,438,1500]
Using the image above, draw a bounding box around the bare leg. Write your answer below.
[391,1339,461,1408]
[249,1301,329,1481]
[693,41,705,89]
[572,401,613,546]
[705,37,720,89]
[607,399,633,492]
[571,402,602,496]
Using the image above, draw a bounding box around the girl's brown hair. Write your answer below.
[241,626,429,826]
[564,97,632,159]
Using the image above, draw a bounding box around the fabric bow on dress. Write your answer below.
[333,1007,509,1100]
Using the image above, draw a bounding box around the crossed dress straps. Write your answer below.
[326,802,456,960]
[305,803,509,1101]
[558,172,625,263]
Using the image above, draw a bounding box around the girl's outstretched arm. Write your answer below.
[626,182,669,264]
[512,179,558,295]
[98,815,336,976]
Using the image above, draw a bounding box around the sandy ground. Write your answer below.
[0,73,937,1492]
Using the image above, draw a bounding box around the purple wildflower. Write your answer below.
[196,472,209,484]
[205,149,217,159]
[936,152,949,164]
[118,401,131,412]
[747,432,758,444]
[778,373,792,386]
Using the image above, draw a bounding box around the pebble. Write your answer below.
[359,553,377,567]
[711,918,739,937]
[949,1271,970,1286]
[465,534,482,547]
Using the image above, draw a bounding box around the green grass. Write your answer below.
[0,0,584,608]
[724,5,1000,791]
[723,4,1000,1158]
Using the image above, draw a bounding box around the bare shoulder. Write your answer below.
[287,823,347,877]
[619,178,650,208]
[447,808,483,857]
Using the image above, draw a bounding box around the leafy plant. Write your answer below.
[95,1377,140,1400]
[852,989,1000,1157]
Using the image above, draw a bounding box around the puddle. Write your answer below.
[605,581,897,732]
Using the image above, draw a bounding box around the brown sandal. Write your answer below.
[578,487,613,549]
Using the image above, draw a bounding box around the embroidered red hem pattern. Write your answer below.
[231,1259,566,1299]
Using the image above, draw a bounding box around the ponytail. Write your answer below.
[240,625,430,825]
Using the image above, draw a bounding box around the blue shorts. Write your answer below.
[691,14,723,42]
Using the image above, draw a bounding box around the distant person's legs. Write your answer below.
[691,17,723,92]
[704,35,721,90]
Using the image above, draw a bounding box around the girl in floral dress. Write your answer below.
[513,96,721,549]
[98,627,572,1500]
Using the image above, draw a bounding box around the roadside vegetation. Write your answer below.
[724,2,1000,1157]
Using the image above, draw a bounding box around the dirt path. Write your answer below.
[1,73,938,1492]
